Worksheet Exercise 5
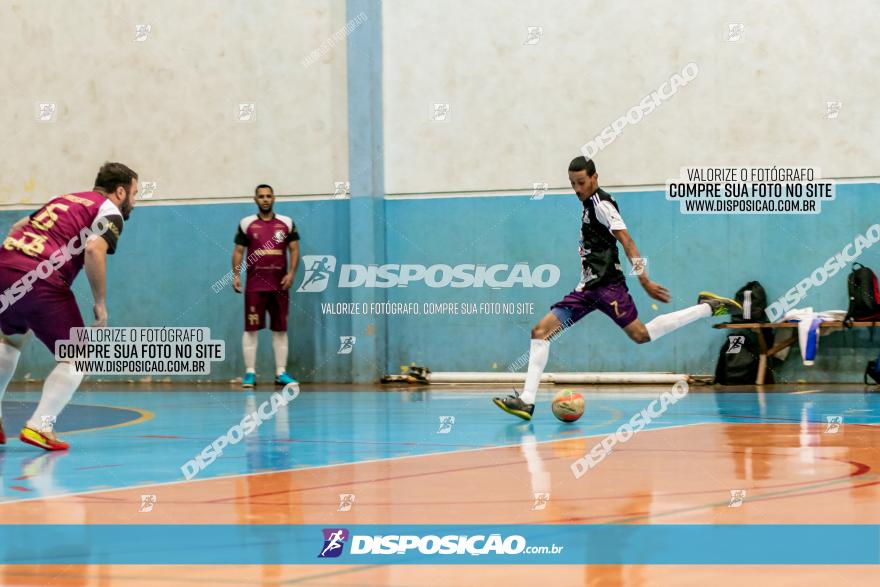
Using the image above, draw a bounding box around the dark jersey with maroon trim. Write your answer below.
[235,213,300,292]
[0,191,124,288]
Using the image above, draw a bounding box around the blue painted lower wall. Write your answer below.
[2,184,878,383]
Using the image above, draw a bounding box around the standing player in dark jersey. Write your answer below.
[0,162,136,449]
[494,156,741,420]
[232,184,300,388]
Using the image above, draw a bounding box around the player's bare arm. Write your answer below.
[612,228,670,303]
[280,240,300,290]
[232,244,245,293]
[84,236,109,327]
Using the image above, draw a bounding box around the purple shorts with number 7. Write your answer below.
[550,279,639,329]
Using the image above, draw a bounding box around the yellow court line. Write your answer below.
[789,389,823,395]
[582,405,623,429]
[61,404,155,435]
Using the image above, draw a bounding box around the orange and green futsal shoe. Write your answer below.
[697,291,743,317]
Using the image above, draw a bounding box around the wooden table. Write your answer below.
[713,321,880,384]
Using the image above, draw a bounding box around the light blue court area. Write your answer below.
[0,386,878,502]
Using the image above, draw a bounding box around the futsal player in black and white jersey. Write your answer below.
[494,156,741,420]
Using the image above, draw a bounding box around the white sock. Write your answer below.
[242,331,258,374]
[272,331,288,376]
[0,344,22,419]
[645,303,712,341]
[26,362,84,431]
[520,339,550,404]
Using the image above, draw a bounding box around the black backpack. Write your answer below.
[845,263,880,325]
[730,281,774,351]
[714,330,772,385]
[731,281,769,323]
[866,352,880,385]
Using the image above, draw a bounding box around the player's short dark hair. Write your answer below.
[93,162,138,194]
[255,184,274,195]
[568,156,596,176]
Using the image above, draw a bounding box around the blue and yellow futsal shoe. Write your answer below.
[275,372,298,386]
[493,393,535,421]
[242,372,256,389]
[698,291,743,317]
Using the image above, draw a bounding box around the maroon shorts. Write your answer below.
[550,279,639,329]
[0,266,84,351]
[244,290,289,332]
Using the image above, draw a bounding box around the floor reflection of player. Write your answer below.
[20,451,68,497]
[0,450,69,500]
[0,451,91,587]
[520,422,655,586]
[519,429,551,511]
[715,391,849,484]
[243,393,292,474]
[238,392,297,582]
[583,455,654,586]
[714,390,879,511]
[713,391,772,483]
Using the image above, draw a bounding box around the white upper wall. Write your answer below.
[0,0,349,205]
[383,0,879,194]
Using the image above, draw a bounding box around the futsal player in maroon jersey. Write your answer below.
[232,184,300,388]
[0,162,137,450]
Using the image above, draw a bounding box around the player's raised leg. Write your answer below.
[624,291,742,344]
[493,312,564,421]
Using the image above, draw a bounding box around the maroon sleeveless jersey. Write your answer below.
[0,191,124,288]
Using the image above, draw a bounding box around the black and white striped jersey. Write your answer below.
[577,188,627,290]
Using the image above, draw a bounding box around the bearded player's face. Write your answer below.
[255,188,274,213]
[118,178,138,220]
